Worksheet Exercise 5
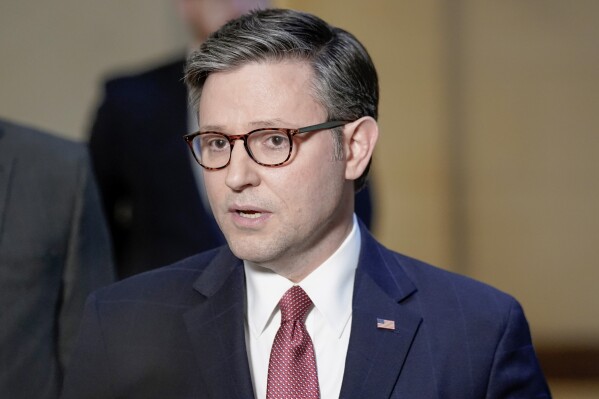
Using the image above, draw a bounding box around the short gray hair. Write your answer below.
[185,8,378,191]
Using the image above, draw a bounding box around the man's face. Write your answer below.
[199,61,354,279]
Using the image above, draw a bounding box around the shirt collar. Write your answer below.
[244,214,361,338]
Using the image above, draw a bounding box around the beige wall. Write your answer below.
[456,0,599,344]
[2,0,598,396]
[0,0,186,140]
[453,2,599,394]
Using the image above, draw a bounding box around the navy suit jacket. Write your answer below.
[61,223,550,398]
[89,58,373,279]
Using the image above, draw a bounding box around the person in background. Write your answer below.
[89,0,373,279]
[0,118,114,399]
[62,9,549,399]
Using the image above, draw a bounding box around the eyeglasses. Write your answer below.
[183,120,349,170]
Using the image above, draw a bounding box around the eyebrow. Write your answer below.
[247,118,290,128]
[199,118,296,133]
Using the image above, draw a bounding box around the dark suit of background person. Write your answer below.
[89,57,374,279]
[89,57,223,279]
[61,222,550,399]
[0,119,115,399]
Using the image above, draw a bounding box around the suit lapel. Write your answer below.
[340,226,423,399]
[183,248,255,399]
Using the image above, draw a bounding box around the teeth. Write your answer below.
[239,211,262,219]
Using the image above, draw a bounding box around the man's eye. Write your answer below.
[205,136,228,150]
[267,135,286,147]
[261,133,289,149]
[213,139,228,149]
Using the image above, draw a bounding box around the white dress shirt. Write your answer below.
[244,215,361,399]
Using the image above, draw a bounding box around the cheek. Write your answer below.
[203,173,225,205]
[274,160,345,217]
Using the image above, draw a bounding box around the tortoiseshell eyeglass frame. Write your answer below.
[183,120,350,170]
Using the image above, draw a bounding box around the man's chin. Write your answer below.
[228,239,271,263]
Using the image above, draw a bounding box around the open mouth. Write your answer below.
[237,210,262,219]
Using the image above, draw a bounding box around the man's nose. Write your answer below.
[225,140,260,191]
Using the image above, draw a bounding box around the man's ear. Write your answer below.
[343,116,379,181]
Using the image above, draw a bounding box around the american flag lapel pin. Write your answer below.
[376,318,396,331]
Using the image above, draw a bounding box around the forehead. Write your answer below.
[198,60,326,127]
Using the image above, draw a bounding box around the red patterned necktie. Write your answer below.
[266,285,320,399]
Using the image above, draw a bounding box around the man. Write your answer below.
[90,0,373,279]
[0,119,114,399]
[62,9,550,398]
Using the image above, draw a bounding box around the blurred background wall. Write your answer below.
[0,0,186,140]
[1,0,597,396]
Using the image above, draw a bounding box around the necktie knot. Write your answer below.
[279,285,313,323]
